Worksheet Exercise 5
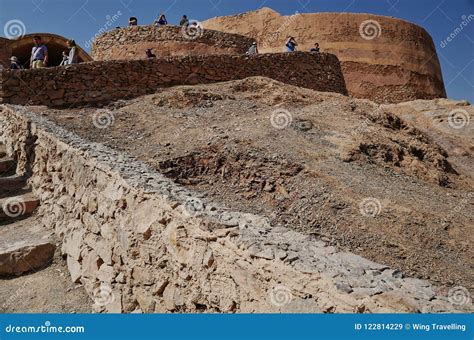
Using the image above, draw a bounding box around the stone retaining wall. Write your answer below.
[0,52,347,107]
[92,25,255,60]
[0,104,468,314]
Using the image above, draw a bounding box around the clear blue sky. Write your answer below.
[1,0,473,102]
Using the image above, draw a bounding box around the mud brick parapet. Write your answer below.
[0,52,348,107]
[92,25,256,60]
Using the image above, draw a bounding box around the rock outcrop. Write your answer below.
[203,8,446,103]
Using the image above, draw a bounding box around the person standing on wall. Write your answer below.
[145,49,156,58]
[154,13,168,26]
[67,40,78,64]
[129,17,138,26]
[285,36,298,52]
[10,56,23,69]
[30,35,48,69]
[59,51,69,66]
[246,42,258,55]
[310,42,320,53]
[180,15,189,27]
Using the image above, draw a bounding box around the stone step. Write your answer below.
[0,192,39,220]
[0,157,16,175]
[0,176,27,195]
[0,215,55,277]
[0,239,56,277]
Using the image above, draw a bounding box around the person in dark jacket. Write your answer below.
[285,36,298,52]
[129,17,138,26]
[310,42,320,53]
[145,49,156,58]
[154,13,168,26]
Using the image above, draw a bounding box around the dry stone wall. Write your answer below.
[0,52,347,107]
[0,104,469,314]
[92,25,255,60]
[0,38,11,69]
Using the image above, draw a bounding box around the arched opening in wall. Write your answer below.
[9,34,92,69]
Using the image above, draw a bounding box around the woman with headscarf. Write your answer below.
[67,40,78,65]
[154,13,168,26]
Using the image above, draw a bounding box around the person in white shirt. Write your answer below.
[67,40,78,65]
[30,35,48,69]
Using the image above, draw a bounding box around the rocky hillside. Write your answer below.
[36,76,473,296]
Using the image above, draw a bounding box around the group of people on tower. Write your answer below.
[9,13,321,70]
[246,36,320,55]
[128,14,190,27]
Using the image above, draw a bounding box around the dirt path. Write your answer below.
[0,256,91,313]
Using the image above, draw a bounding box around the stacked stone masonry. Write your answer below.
[0,105,470,313]
[92,25,256,60]
[0,52,347,107]
[0,38,11,69]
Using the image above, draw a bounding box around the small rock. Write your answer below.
[335,282,353,294]
[203,249,214,267]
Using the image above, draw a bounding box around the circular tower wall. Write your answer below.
[203,8,446,103]
[91,25,255,61]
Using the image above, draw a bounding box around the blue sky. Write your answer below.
[0,0,473,102]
